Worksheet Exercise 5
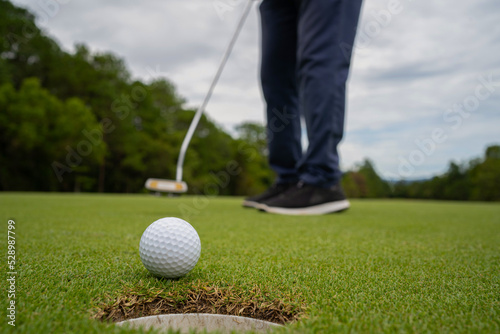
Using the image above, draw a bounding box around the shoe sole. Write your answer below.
[260,200,350,215]
[242,200,260,209]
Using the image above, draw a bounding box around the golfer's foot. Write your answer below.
[260,181,350,215]
[242,182,295,208]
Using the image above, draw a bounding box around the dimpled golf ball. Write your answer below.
[139,217,201,278]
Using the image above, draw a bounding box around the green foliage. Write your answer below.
[235,121,268,156]
[393,145,500,201]
[469,146,500,201]
[0,78,104,191]
[0,0,63,88]
[0,1,272,194]
[342,159,391,198]
[232,122,274,196]
[342,146,500,202]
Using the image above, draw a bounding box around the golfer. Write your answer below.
[244,0,363,215]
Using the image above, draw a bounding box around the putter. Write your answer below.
[145,0,255,194]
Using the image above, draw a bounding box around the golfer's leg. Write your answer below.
[260,0,302,184]
[296,0,363,187]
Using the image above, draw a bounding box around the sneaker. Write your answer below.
[260,181,350,215]
[242,183,295,209]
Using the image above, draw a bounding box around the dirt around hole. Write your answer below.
[93,283,305,325]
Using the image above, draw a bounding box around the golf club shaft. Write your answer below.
[176,0,255,182]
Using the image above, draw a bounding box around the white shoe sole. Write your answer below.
[261,200,350,215]
[242,200,260,208]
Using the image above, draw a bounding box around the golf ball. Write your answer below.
[139,217,201,278]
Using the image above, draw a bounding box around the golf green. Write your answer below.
[1,193,499,333]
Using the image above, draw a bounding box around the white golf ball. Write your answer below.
[139,217,201,279]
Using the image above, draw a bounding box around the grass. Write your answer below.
[93,282,302,324]
[1,193,499,333]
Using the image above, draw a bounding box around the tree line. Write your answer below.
[342,147,500,202]
[1,1,499,201]
[391,146,500,201]
[0,0,273,195]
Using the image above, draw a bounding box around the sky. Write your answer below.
[11,0,500,180]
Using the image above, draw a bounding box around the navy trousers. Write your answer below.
[259,0,362,187]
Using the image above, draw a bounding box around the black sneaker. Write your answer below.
[260,181,350,215]
[242,183,295,208]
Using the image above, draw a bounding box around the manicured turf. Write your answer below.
[1,193,499,333]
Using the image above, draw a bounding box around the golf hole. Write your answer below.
[117,313,282,333]
[93,283,304,329]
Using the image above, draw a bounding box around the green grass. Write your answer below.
[1,193,499,333]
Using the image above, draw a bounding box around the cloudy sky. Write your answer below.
[12,0,500,179]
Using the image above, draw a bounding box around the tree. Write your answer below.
[390,145,500,202]
[342,171,367,198]
[0,0,64,89]
[357,159,391,197]
[232,122,274,196]
[235,122,268,157]
[0,78,105,191]
[342,159,390,198]
[469,145,500,201]
[441,162,470,200]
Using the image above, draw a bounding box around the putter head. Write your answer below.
[145,178,188,194]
